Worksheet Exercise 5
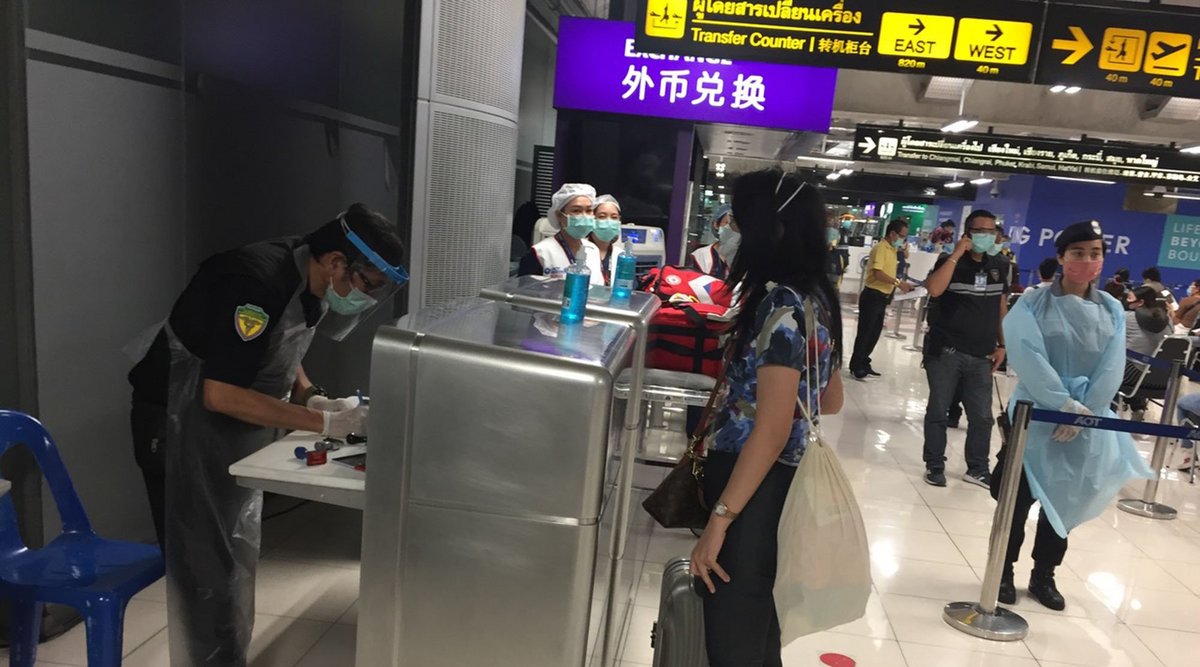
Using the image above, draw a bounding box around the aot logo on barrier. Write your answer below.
[1073,416,1103,428]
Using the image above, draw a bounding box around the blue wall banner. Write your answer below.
[1158,215,1200,270]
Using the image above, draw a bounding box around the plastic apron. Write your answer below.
[164,246,319,666]
[1003,281,1153,538]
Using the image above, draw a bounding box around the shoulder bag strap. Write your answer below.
[689,343,732,456]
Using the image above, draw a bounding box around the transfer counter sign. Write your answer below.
[853,124,1200,188]
[1037,4,1200,97]
[1159,215,1200,270]
[637,0,1043,81]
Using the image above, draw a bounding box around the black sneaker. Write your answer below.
[852,368,870,381]
[924,469,947,487]
[866,367,882,377]
[962,470,992,489]
[998,572,1017,605]
[947,420,960,429]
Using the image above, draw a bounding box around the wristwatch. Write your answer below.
[713,501,740,521]
[293,384,328,406]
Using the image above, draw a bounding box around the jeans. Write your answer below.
[700,450,796,667]
[990,447,1068,569]
[850,288,890,373]
[923,349,994,474]
[1178,393,1200,450]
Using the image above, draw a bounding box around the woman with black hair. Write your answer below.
[1120,285,1172,420]
[688,169,845,665]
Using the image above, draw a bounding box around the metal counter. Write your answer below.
[358,297,636,667]
[480,276,660,666]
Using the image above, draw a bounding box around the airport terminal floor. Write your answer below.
[5,311,1199,667]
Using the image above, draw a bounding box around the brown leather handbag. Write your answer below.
[641,360,728,530]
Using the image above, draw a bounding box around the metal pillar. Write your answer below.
[944,401,1033,641]
[903,296,929,352]
[1118,360,1184,520]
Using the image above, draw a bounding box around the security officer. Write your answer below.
[127,203,407,666]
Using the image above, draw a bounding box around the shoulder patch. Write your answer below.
[235,304,270,341]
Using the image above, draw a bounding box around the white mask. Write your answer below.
[717,225,741,264]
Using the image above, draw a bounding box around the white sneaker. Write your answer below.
[1177,453,1194,472]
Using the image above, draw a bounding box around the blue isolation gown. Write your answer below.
[1003,280,1153,537]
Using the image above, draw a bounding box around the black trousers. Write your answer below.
[700,450,796,667]
[130,400,168,552]
[850,288,890,373]
[990,447,1067,571]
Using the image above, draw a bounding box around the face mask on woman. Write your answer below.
[564,215,595,240]
[717,225,741,264]
[1062,259,1104,284]
[593,218,621,243]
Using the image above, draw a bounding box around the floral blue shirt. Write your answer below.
[708,285,833,466]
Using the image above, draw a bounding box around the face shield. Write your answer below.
[317,217,410,341]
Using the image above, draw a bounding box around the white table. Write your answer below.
[229,432,366,510]
[0,479,10,497]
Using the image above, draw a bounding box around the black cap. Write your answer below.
[1055,220,1106,255]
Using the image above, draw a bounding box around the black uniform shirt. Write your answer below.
[129,238,324,406]
[927,252,1012,358]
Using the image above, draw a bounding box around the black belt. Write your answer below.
[940,346,993,360]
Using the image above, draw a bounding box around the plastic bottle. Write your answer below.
[560,247,590,324]
[610,239,637,305]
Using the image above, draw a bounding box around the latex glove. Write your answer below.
[322,405,369,438]
[1052,400,1093,443]
[307,395,361,412]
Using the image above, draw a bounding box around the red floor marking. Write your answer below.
[819,653,856,667]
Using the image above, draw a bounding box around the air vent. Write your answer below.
[435,0,524,114]
[920,77,972,102]
[1141,96,1200,123]
[532,145,555,217]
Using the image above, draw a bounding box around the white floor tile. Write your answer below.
[1064,553,1186,593]
[931,506,1001,539]
[1020,611,1164,666]
[879,593,1035,658]
[643,529,697,567]
[866,524,970,566]
[827,589,895,640]
[121,614,329,667]
[1116,585,1200,633]
[1128,625,1200,667]
[619,604,659,665]
[872,556,982,602]
[293,624,356,667]
[781,633,907,666]
[336,600,358,626]
[899,642,1039,667]
[254,558,359,622]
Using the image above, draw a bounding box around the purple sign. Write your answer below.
[554,17,836,133]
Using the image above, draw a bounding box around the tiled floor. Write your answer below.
[7,319,1200,666]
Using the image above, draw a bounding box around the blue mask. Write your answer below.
[325,279,377,316]
[841,219,853,230]
[893,238,905,249]
[565,215,595,240]
[971,232,996,255]
[593,218,621,243]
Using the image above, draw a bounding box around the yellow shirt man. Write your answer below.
[865,240,900,295]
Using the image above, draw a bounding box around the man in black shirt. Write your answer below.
[128,204,406,665]
[921,210,1010,488]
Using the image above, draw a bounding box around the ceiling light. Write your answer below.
[944,180,966,189]
[1143,186,1167,197]
[1050,85,1067,93]
[970,176,994,185]
[1164,192,1200,201]
[1048,176,1117,185]
[941,115,979,133]
[841,196,850,200]
[839,168,854,176]
[825,172,841,181]
[923,188,937,196]
[1180,144,1200,154]
[798,156,855,166]
[1065,86,1082,94]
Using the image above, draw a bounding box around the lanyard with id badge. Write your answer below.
[974,272,988,292]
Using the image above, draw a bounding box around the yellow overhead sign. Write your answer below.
[1098,28,1147,72]
[955,18,1035,65]
[1144,31,1192,77]
[878,13,955,60]
[644,0,687,39]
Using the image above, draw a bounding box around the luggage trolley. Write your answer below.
[614,368,716,466]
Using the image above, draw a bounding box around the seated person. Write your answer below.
[1173,391,1200,471]
[1120,286,1172,421]
[517,183,606,285]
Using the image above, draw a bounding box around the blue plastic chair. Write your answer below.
[0,411,164,666]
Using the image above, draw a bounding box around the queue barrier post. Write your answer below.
[885,299,908,340]
[1118,360,1185,520]
[903,296,930,352]
[944,400,1033,641]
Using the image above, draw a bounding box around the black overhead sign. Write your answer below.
[1036,3,1200,97]
[636,0,1045,82]
[852,125,1200,188]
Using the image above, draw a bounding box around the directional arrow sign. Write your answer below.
[1051,25,1095,65]
[911,18,926,36]
[987,24,1004,41]
[858,136,877,155]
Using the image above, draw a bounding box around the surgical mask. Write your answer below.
[564,215,595,240]
[892,237,905,249]
[1062,259,1104,285]
[593,218,621,243]
[986,244,1001,256]
[826,228,840,244]
[325,278,377,315]
[717,225,741,264]
[971,233,996,255]
[841,219,853,230]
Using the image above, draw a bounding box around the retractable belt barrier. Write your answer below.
[1126,349,1200,383]
[946,361,1190,642]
